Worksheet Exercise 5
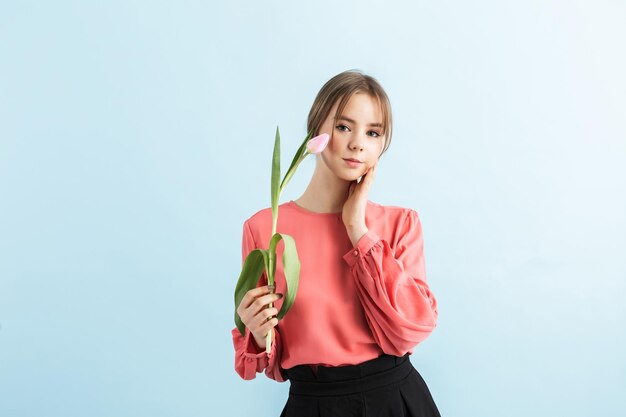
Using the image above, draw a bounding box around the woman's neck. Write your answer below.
[294,168,351,214]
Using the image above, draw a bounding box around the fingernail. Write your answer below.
[277,293,283,298]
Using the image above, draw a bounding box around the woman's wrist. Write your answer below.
[347,225,368,247]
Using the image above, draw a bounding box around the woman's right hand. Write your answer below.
[236,285,283,350]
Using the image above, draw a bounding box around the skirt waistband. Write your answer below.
[285,354,413,397]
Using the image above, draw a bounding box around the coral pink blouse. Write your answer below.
[231,200,438,382]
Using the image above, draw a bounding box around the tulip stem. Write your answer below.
[265,260,275,353]
[266,188,281,354]
[280,153,308,193]
[264,131,313,354]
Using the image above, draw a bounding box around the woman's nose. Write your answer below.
[349,133,365,150]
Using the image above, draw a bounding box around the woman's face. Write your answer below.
[317,93,386,182]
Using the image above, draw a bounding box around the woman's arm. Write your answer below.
[231,325,284,381]
[343,209,438,356]
[231,220,286,382]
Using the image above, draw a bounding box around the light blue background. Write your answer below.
[1,1,624,416]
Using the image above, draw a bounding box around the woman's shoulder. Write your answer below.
[366,200,419,221]
[366,201,423,242]
[243,200,420,231]
[242,201,293,229]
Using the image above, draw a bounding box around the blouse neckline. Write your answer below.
[287,200,343,217]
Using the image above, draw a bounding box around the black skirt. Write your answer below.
[280,353,441,417]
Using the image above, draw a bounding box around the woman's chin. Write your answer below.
[335,170,364,182]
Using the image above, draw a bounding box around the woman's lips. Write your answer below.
[343,159,363,168]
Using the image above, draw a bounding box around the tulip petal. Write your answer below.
[306,133,330,154]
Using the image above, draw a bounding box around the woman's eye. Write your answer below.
[368,131,381,137]
[336,124,349,132]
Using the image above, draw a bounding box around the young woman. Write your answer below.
[231,70,441,416]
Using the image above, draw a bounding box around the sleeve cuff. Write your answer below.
[242,328,267,358]
[342,229,381,267]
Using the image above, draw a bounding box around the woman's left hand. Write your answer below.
[342,163,377,245]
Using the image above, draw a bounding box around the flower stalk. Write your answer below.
[234,128,330,354]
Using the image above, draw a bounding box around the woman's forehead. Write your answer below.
[334,93,384,124]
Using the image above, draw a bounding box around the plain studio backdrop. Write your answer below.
[1,1,624,416]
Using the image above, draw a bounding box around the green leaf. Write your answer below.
[234,248,268,336]
[280,130,314,191]
[271,126,281,233]
[268,233,301,320]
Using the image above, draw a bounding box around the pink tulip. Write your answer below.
[306,133,330,154]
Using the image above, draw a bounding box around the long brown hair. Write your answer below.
[307,70,393,156]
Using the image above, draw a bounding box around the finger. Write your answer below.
[243,301,278,329]
[258,317,279,336]
[248,293,283,315]
[356,167,373,189]
[255,307,279,322]
[240,285,273,310]
[360,165,375,181]
[364,165,376,186]
[348,181,357,196]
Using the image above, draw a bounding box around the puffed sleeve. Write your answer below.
[231,220,286,382]
[342,209,438,356]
